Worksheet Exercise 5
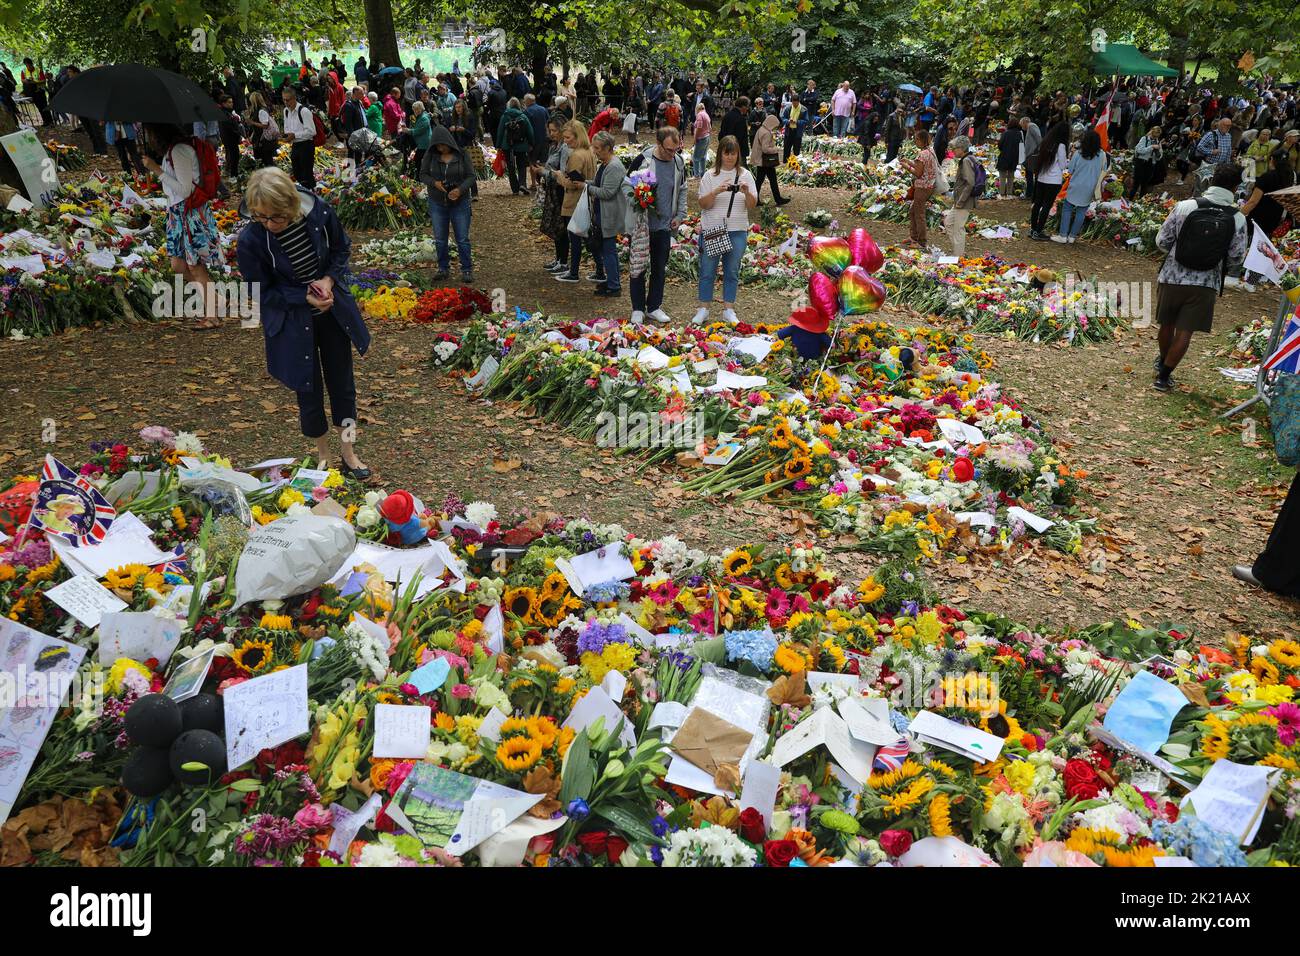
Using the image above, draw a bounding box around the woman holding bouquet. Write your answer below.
[236,167,372,478]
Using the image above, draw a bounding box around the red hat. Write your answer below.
[787,306,830,335]
[379,490,415,525]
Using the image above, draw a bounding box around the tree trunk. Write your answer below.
[530,38,547,88]
[1166,31,1189,78]
[364,0,403,69]
[298,39,308,65]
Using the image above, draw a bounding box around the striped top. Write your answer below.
[276,218,325,314]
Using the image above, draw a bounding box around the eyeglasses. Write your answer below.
[251,212,289,225]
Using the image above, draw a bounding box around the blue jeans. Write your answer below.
[630,228,671,313]
[833,115,850,138]
[599,235,620,293]
[693,137,709,177]
[698,229,747,304]
[1059,199,1088,238]
[428,196,471,273]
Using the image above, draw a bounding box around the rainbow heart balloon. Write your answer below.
[807,235,852,277]
[848,228,884,273]
[809,270,840,322]
[838,265,887,315]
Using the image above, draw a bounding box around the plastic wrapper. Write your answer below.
[231,513,356,609]
[184,478,253,527]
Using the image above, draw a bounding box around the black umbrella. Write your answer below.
[50,64,224,125]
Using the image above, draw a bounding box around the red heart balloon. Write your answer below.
[809,271,840,322]
[849,228,885,274]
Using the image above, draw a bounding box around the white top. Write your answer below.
[258,108,280,139]
[160,142,198,206]
[1038,143,1068,185]
[282,103,315,142]
[698,166,756,233]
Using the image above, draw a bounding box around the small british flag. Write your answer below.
[29,455,116,547]
[873,736,911,772]
[1263,309,1300,375]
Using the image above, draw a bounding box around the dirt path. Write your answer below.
[2,165,1295,639]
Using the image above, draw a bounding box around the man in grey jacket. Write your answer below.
[627,127,687,324]
[585,131,631,297]
[1019,115,1041,199]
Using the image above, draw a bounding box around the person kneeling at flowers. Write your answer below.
[776,304,832,360]
[237,167,372,479]
[419,125,476,283]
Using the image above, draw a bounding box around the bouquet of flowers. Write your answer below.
[629,167,658,210]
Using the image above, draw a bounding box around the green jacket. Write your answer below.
[365,102,382,136]
[496,107,534,153]
[412,112,432,150]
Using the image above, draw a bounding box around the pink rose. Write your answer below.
[294,803,333,830]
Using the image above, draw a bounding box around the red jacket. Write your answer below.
[327,72,345,119]
[588,108,617,140]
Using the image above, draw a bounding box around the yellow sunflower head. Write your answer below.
[496,734,543,772]
[232,638,274,674]
[722,549,754,577]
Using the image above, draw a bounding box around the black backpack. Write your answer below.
[1173,197,1237,276]
[504,113,529,147]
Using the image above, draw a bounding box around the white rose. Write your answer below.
[355,505,380,529]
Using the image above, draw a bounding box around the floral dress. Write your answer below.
[165,203,222,269]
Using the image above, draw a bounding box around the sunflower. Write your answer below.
[527,715,559,750]
[434,712,456,731]
[499,716,531,737]
[504,586,540,621]
[259,613,295,631]
[497,735,543,772]
[232,638,274,674]
[774,563,795,589]
[1200,716,1231,761]
[540,571,570,602]
[104,563,161,591]
[774,643,811,674]
[1269,639,1300,669]
[768,420,794,449]
[722,549,754,577]
[1252,654,1281,685]
[928,793,953,837]
[784,456,813,480]
[857,577,885,604]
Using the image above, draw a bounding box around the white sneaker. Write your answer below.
[722,308,738,326]
[630,310,646,325]
[1244,282,1257,293]
[1224,276,1243,289]
[648,308,672,325]
[1067,237,1076,243]
[1050,234,1069,243]
[691,307,709,325]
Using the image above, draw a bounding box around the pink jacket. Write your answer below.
[383,95,404,136]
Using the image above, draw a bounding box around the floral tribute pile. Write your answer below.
[435,265,1094,561]
[0,174,174,337]
[1,431,1296,868]
[316,167,429,233]
[880,248,1126,345]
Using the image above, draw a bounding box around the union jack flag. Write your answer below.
[30,455,116,547]
[873,736,911,772]
[1263,310,1300,375]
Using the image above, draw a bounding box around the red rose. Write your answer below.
[879,829,913,857]
[379,490,415,525]
[952,457,974,482]
[576,830,609,857]
[763,839,798,867]
[1063,758,1101,800]
[606,835,629,864]
[739,807,768,844]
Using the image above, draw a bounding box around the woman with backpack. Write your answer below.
[237,167,372,479]
[140,123,223,329]
[246,90,280,168]
[1053,129,1105,243]
[496,97,535,195]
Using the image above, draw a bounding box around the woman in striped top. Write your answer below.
[237,167,373,478]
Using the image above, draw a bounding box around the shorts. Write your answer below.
[1155,282,1217,333]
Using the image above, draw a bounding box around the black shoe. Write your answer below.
[461,272,474,285]
[594,287,618,297]
[340,463,372,481]
[435,268,450,280]
[555,273,580,283]
[1153,356,1164,375]
[1152,377,1172,393]
[776,197,791,206]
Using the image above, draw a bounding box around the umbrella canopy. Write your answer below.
[897,83,923,94]
[50,64,224,125]
[1268,183,1300,220]
[1091,43,1179,78]
[374,66,406,85]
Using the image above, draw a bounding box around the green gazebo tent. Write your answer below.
[1092,43,1180,78]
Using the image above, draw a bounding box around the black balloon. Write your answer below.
[169,730,227,787]
[179,693,224,734]
[124,693,183,748]
[121,747,174,798]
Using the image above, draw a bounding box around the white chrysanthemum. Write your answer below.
[464,501,497,528]
[173,431,204,454]
[660,826,757,867]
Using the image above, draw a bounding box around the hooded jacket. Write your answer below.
[419,126,476,205]
[235,188,370,393]
[749,114,780,166]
